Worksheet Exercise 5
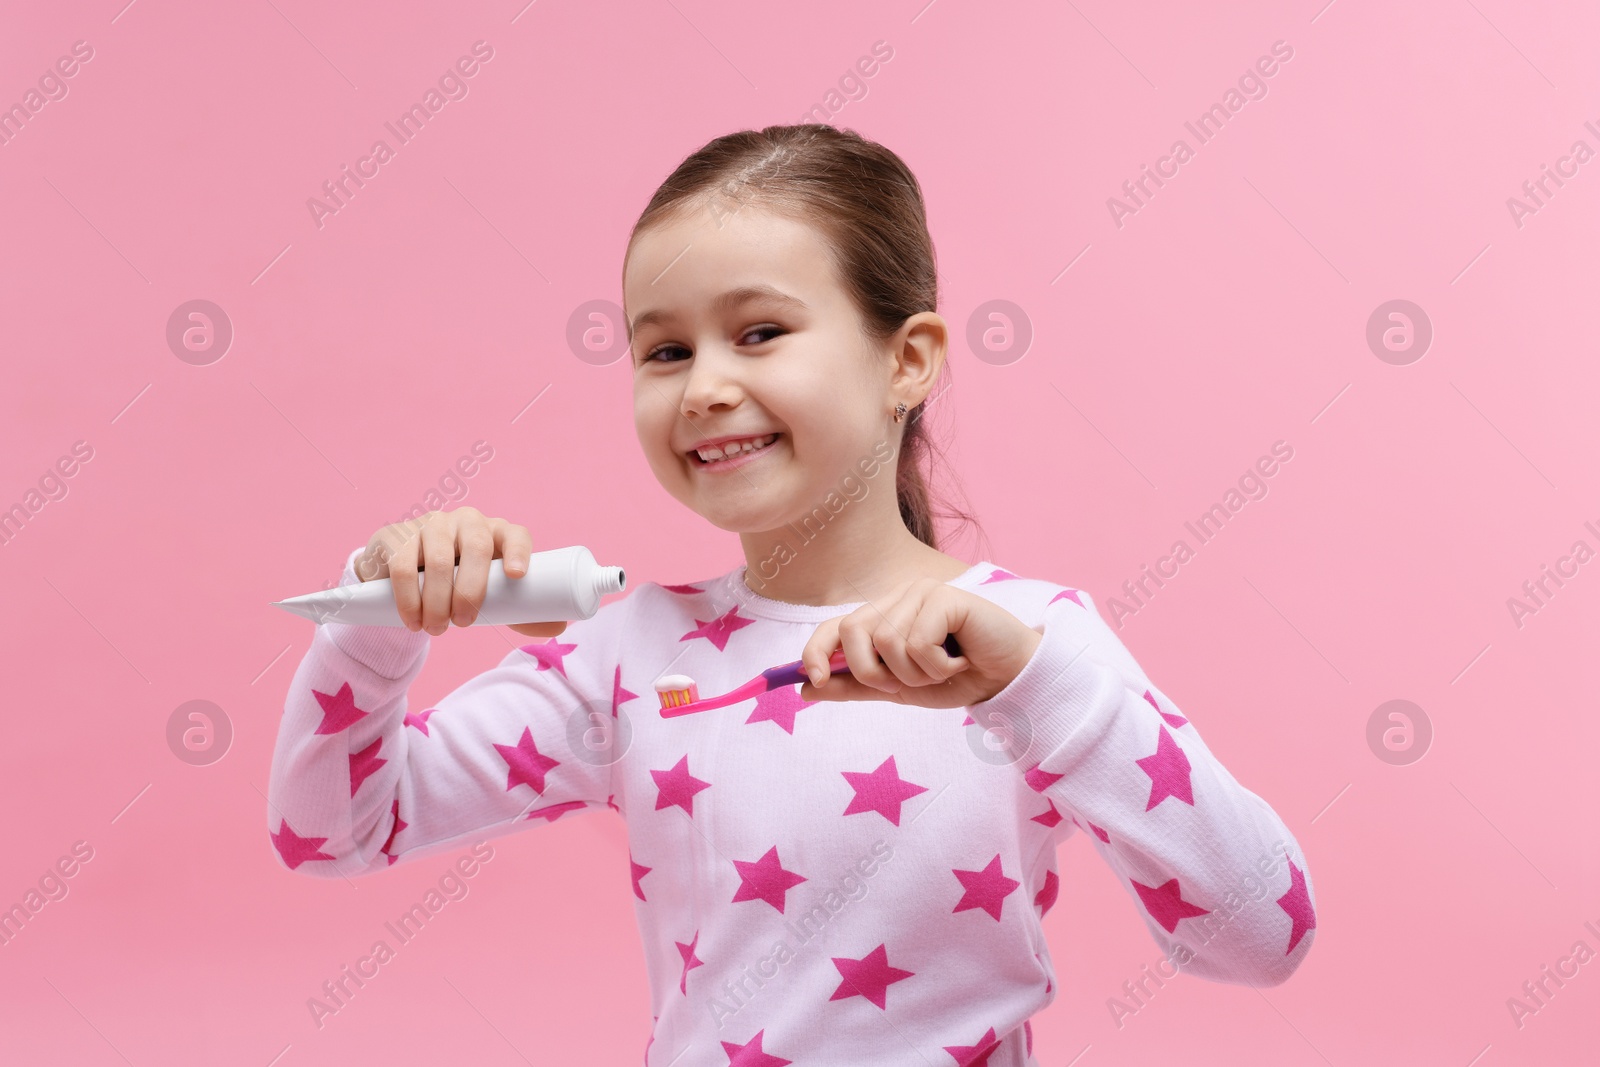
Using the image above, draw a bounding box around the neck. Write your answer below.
[736,494,967,607]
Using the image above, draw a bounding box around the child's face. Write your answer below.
[626,205,893,534]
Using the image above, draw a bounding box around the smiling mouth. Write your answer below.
[687,432,783,466]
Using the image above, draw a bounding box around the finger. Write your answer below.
[801,617,842,687]
[452,521,494,627]
[838,610,899,693]
[869,593,942,688]
[905,591,968,682]
[498,520,535,579]
[419,516,459,635]
[508,620,568,638]
[387,532,423,630]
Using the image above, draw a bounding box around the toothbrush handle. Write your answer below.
[763,634,964,689]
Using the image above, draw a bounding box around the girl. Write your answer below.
[268,124,1315,1065]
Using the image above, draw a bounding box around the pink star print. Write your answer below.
[676,930,704,994]
[516,636,578,676]
[612,664,639,718]
[841,756,928,826]
[943,1026,1002,1066]
[829,943,915,1009]
[746,685,815,734]
[680,606,756,651]
[1035,951,1052,994]
[403,707,438,735]
[380,799,406,865]
[1278,859,1316,953]
[1023,763,1064,792]
[652,754,712,816]
[731,846,806,913]
[311,682,369,734]
[720,1030,791,1066]
[494,726,561,794]
[525,801,586,823]
[952,855,1020,921]
[661,582,703,594]
[1031,799,1063,829]
[1136,724,1194,810]
[1034,869,1059,917]
[1132,876,1210,932]
[631,852,652,901]
[979,568,1021,584]
[271,818,335,870]
[1048,587,1085,608]
[348,737,385,796]
[1144,688,1187,728]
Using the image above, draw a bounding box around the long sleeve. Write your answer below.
[979,590,1317,987]
[266,544,628,878]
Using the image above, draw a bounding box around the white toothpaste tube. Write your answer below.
[272,545,625,627]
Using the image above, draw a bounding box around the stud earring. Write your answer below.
[893,402,907,423]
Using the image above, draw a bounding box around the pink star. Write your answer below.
[525,800,586,823]
[1031,799,1063,829]
[960,713,975,725]
[1144,688,1187,728]
[841,756,928,826]
[719,1030,792,1066]
[732,846,806,913]
[271,817,336,870]
[311,682,370,735]
[1089,820,1110,842]
[606,793,621,813]
[493,726,561,794]
[1048,587,1085,608]
[380,799,406,865]
[612,664,639,718]
[645,1015,657,1064]
[1035,951,1051,994]
[1024,1019,1033,1055]
[516,636,578,677]
[677,930,704,994]
[403,707,438,735]
[1277,859,1316,953]
[1034,869,1059,916]
[348,737,386,796]
[1023,763,1063,792]
[952,855,1020,921]
[1136,724,1194,810]
[662,582,703,594]
[1132,876,1210,932]
[943,1026,1001,1066]
[979,568,1021,584]
[829,942,915,1009]
[630,852,652,901]
[746,686,815,734]
[680,605,756,652]
[652,754,712,816]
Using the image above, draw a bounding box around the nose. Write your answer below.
[678,345,743,420]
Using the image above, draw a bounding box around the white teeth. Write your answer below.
[696,433,777,462]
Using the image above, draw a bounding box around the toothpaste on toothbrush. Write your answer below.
[272,545,626,627]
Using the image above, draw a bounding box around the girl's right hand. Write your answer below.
[352,507,569,640]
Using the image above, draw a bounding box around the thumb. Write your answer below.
[507,620,569,639]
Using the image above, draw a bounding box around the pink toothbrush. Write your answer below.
[655,634,963,718]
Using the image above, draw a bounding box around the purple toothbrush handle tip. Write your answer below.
[768,635,962,689]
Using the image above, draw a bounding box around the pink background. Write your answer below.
[2,0,1596,1063]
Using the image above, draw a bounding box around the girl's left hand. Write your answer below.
[798,579,1044,708]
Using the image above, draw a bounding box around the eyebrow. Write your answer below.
[628,284,809,341]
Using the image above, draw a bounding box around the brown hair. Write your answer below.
[624,123,982,553]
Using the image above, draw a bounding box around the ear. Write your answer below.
[887,312,949,403]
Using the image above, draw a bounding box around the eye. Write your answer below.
[639,325,785,364]
[641,343,689,364]
[742,324,784,345]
